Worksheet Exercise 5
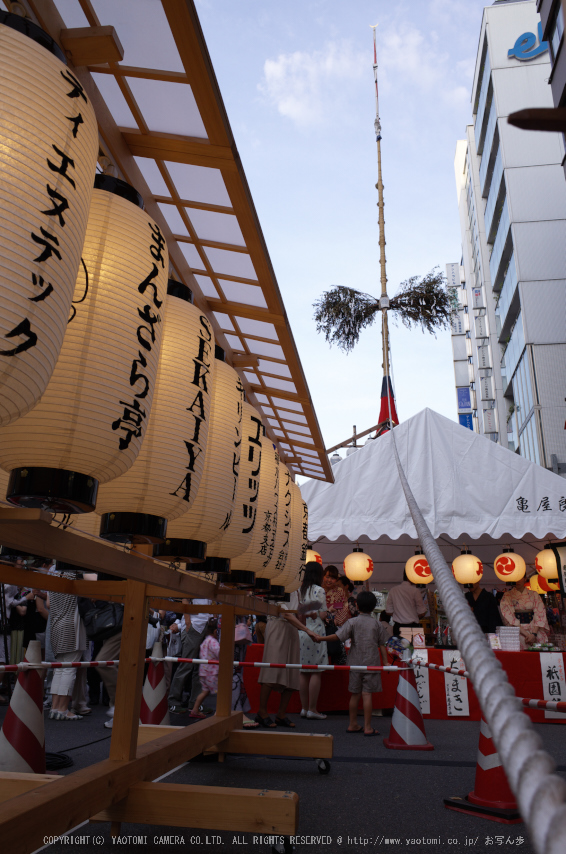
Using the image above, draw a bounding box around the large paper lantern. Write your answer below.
[226,443,280,585]
[153,352,244,563]
[206,401,264,562]
[0,178,168,512]
[286,498,309,594]
[344,547,374,582]
[257,463,291,590]
[306,549,322,565]
[494,549,526,583]
[452,550,483,586]
[0,13,98,426]
[535,547,559,580]
[270,481,305,593]
[96,282,214,543]
[405,551,433,585]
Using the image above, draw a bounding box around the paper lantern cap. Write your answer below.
[99,512,166,545]
[0,11,66,61]
[7,467,98,514]
[494,549,526,583]
[153,538,206,564]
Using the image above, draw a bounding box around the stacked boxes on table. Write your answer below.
[497,626,521,651]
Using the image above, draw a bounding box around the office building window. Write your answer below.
[550,2,564,63]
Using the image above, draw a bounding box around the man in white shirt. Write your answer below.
[385,573,427,637]
[168,598,211,716]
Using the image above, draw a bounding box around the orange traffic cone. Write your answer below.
[140,640,170,725]
[444,716,521,823]
[0,640,45,773]
[383,666,433,751]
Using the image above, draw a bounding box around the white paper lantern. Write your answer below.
[535,547,559,580]
[260,464,291,582]
[494,550,526,583]
[285,498,309,593]
[270,481,305,592]
[229,444,280,581]
[405,553,433,585]
[206,400,263,560]
[155,354,244,560]
[306,549,322,565]
[452,550,483,585]
[95,284,214,543]
[0,180,168,512]
[344,548,374,582]
[0,14,98,426]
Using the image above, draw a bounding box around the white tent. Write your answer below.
[301,409,566,587]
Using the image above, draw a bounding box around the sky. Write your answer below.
[195,0,493,463]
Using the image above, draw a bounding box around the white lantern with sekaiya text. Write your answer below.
[96,281,214,543]
[153,349,244,566]
[452,549,483,587]
[0,12,98,426]
[0,177,168,512]
[344,548,374,583]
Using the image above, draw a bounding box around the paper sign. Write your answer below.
[412,650,430,715]
[443,650,469,716]
[540,652,566,720]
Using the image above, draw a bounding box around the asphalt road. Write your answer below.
[1,703,566,854]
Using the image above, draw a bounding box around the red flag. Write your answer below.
[375,375,398,437]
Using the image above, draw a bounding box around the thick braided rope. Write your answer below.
[391,432,566,854]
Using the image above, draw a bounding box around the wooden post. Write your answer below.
[109,578,148,761]
[215,605,235,717]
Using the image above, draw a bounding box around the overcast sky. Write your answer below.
[196,0,496,462]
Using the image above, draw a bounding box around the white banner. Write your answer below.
[443,650,469,716]
[539,652,566,720]
[412,650,430,715]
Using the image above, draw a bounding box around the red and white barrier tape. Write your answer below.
[0,657,406,673]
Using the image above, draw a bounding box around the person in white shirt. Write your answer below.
[385,572,427,637]
[168,598,211,716]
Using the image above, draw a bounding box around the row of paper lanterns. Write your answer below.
[0,13,307,593]
[306,546,560,590]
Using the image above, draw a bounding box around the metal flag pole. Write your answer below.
[371,24,395,434]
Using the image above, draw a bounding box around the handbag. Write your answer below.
[83,603,123,642]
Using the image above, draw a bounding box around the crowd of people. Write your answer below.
[0,553,553,730]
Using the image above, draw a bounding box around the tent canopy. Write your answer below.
[301,409,566,586]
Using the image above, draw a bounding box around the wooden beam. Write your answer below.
[212,729,333,759]
[137,725,183,746]
[0,712,242,854]
[507,107,566,133]
[0,563,126,598]
[109,580,148,761]
[60,26,124,65]
[91,781,299,834]
[0,773,59,804]
[216,605,235,717]
[231,355,260,368]
[121,131,238,171]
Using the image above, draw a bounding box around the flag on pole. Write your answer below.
[375,375,398,437]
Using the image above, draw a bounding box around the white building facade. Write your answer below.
[449,0,566,475]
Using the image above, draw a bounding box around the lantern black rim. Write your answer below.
[253,578,271,594]
[167,279,193,302]
[99,512,166,545]
[7,467,98,514]
[0,11,67,63]
[94,174,144,210]
[217,570,255,589]
[268,585,285,599]
[153,538,207,564]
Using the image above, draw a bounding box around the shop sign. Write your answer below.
[480,375,494,401]
[474,313,489,340]
[443,650,469,716]
[483,408,498,433]
[412,650,430,715]
[508,23,548,61]
[457,387,472,412]
[451,310,465,335]
[539,653,566,720]
[477,344,491,369]
[472,287,484,309]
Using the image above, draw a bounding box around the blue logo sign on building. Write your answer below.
[508,22,548,61]
[459,413,474,431]
[457,387,472,411]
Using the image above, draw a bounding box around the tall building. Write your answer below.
[449,0,566,476]
[537,0,566,179]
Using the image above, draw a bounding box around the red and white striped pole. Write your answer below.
[140,641,169,726]
[383,666,433,751]
[0,640,45,773]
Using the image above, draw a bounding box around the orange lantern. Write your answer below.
[343,548,374,583]
[405,551,433,585]
[494,549,526,583]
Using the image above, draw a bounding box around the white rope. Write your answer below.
[390,431,566,854]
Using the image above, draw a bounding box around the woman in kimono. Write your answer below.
[500,575,549,649]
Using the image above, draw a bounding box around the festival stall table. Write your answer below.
[243,644,566,723]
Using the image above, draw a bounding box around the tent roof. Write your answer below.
[302,409,566,586]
